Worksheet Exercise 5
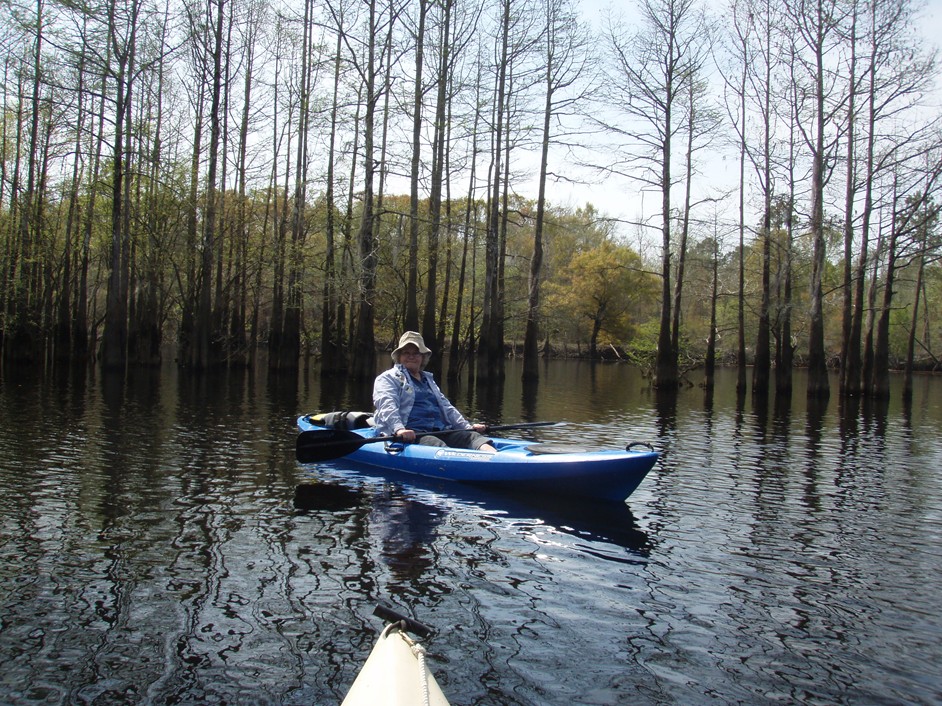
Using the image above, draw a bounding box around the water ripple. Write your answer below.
[2,366,942,704]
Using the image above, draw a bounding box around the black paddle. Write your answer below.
[296,421,557,463]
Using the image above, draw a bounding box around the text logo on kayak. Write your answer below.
[434,449,492,460]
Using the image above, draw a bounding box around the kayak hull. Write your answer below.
[297,416,657,502]
[342,623,449,706]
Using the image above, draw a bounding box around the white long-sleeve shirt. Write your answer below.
[372,364,472,436]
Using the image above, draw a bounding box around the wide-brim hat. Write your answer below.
[391,331,432,363]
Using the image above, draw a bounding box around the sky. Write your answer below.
[534,0,942,248]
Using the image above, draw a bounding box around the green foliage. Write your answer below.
[622,320,660,373]
[544,237,658,355]
[0,0,938,375]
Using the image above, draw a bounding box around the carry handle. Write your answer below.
[373,604,433,639]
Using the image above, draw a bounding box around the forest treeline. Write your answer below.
[1,0,940,400]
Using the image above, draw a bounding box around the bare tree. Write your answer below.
[671,71,720,379]
[447,47,485,382]
[188,0,226,370]
[725,0,779,397]
[433,0,480,361]
[787,0,848,400]
[522,0,593,382]
[320,0,356,375]
[845,0,937,396]
[601,0,710,389]
[720,0,750,394]
[902,194,938,399]
[229,0,266,368]
[102,0,143,370]
[838,1,860,394]
[128,0,173,367]
[405,0,428,333]
[870,151,942,397]
[477,0,512,381]
[775,39,800,397]
[422,0,457,374]
[350,0,383,380]
[277,0,321,371]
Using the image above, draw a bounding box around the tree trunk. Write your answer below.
[280,0,315,371]
[839,5,858,396]
[423,0,453,376]
[448,74,482,382]
[321,20,346,375]
[191,0,226,370]
[654,83,675,388]
[805,0,831,400]
[102,0,136,371]
[869,212,897,399]
[735,32,747,395]
[75,63,109,362]
[405,0,427,333]
[704,218,719,391]
[752,0,774,397]
[903,239,925,400]
[477,0,510,381]
[350,0,380,381]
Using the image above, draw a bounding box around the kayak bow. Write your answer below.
[342,606,450,706]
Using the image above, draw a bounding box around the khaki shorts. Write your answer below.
[417,430,491,450]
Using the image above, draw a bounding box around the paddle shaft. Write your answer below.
[296,421,556,463]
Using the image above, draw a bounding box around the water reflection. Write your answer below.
[521,378,539,422]
[294,482,362,512]
[294,468,653,563]
[294,479,446,583]
[3,363,942,705]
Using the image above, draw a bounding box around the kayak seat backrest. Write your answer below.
[309,411,375,430]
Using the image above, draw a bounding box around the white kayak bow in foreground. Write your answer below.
[342,606,450,706]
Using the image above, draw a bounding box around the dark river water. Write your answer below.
[1,360,940,705]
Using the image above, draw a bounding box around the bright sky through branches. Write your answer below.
[527,0,942,249]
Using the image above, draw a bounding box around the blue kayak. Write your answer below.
[296,414,658,502]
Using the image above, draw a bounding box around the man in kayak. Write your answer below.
[373,331,497,452]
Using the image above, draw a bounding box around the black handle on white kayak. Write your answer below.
[373,604,433,639]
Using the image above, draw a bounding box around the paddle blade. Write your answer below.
[296,428,371,463]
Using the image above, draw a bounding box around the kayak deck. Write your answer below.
[343,606,450,706]
[297,415,657,502]
[342,623,449,706]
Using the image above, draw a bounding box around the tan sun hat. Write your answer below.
[391,331,432,362]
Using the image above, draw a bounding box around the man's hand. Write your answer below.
[395,428,417,442]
